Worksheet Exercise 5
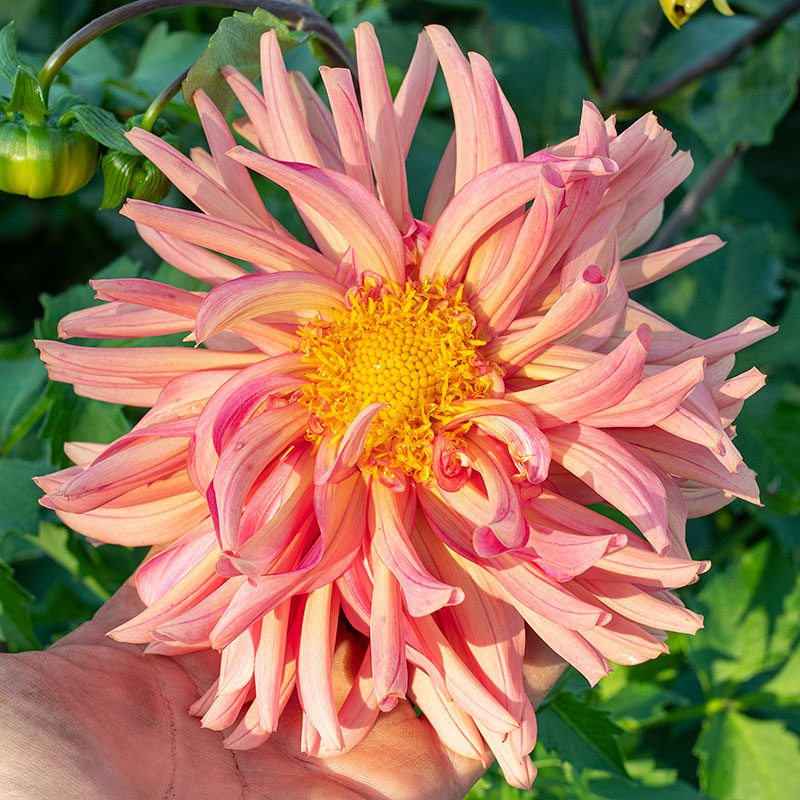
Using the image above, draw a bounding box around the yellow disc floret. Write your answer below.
[298,278,497,482]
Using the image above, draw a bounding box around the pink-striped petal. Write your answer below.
[355,23,412,230]
[227,147,406,283]
[548,424,670,553]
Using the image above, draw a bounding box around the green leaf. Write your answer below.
[588,774,709,800]
[5,65,48,124]
[182,8,305,115]
[688,539,800,689]
[0,356,47,451]
[60,37,124,106]
[744,287,800,370]
[690,28,800,152]
[538,692,628,775]
[0,557,38,649]
[129,22,209,99]
[34,254,141,340]
[735,385,800,516]
[760,645,800,701]
[26,523,110,601]
[696,711,800,800]
[602,680,687,726]
[651,224,783,340]
[488,20,590,150]
[0,21,20,85]
[40,383,131,469]
[632,14,756,95]
[60,104,139,154]
[0,457,49,539]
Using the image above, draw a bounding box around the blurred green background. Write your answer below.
[0,2,798,798]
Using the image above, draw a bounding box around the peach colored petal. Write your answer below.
[510,326,651,427]
[297,584,344,752]
[227,147,405,283]
[355,22,412,230]
[123,200,336,276]
[319,67,373,192]
[620,235,724,290]
[394,31,438,158]
[370,483,463,617]
[548,424,670,553]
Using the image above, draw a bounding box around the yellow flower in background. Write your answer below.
[660,0,734,28]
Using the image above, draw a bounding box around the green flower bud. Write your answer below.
[99,149,171,210]
[0,116,99,199]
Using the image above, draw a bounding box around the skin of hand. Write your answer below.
[0,583,565,800]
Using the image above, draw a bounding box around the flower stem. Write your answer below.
[140,67,190,131]
[567,0,603,95]
[646,143,748,253]
[622,691,800,732]
[601,3,662,111]
[619,0,800,110]
[37,0,355,102]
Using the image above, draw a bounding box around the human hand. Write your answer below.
[0,582,565,800]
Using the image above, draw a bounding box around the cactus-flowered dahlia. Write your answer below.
[35,23,773,789]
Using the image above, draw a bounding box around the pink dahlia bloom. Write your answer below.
[36,23,773,788]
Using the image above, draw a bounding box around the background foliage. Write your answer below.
[0,1,798,798]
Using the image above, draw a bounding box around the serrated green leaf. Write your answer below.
[60,104,139,154]
[0,557,38,649]
[691,28,800,152]
[0,21,20,85]
[760,645,800,700]
[182,8,304,115]
[688,539,800,689]
[538,692,628,775]
[0,457,49,538]
[5,65,47,124]
[696,711,800,800]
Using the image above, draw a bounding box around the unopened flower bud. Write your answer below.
[0,117,98,198]
[100,149,171,209]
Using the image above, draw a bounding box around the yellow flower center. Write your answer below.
[298,278,497,482]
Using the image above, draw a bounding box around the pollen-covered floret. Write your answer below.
[298,278,498,480]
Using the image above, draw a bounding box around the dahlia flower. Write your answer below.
[35,23,772,789]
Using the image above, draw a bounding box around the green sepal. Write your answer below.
[129,157,171,202]
[0,21,20,85]
[5,66,48,125]
[100,148,170,209]
[124,113,180,149]
[99,149,138,209]
[59,103,140,154]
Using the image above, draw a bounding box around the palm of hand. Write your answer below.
[0,584,564,799]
